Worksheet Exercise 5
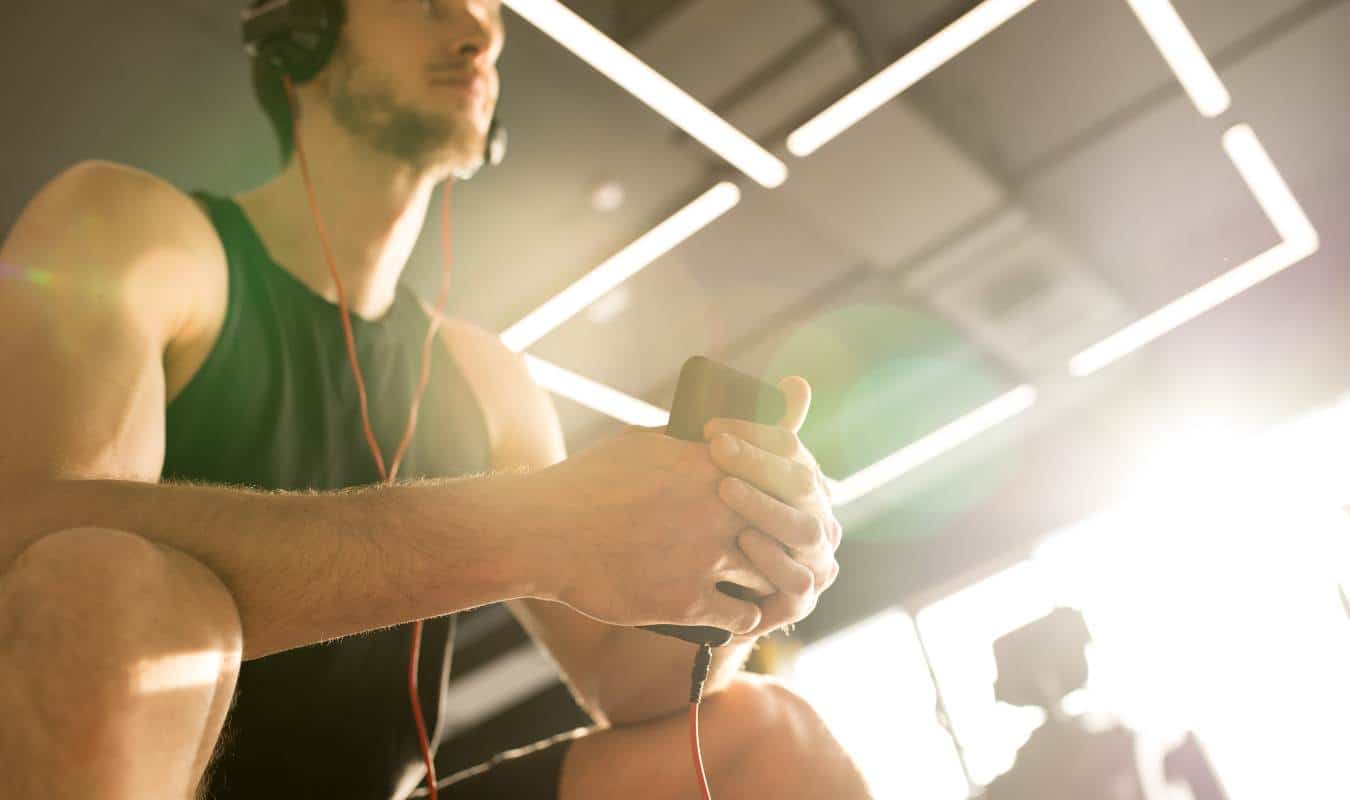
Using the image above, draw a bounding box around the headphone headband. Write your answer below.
[242,0,345,83]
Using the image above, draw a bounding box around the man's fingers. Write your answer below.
[777,376,811,433]
[719,480,835,601]
[736,529,815,597]
[710,434,818,505]
[756,591,817,634]
[738,531,819,630]
[715,545,777,597]
[703,418,800,459]
[720,476,826,554]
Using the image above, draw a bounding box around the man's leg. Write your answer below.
[0,527,243,800]
[559,672,874,800]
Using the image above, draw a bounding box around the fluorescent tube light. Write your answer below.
[831,385,1037,506]
[1125,0,1231,118]
[1070,239,1316,376]
[1222,124,1318,248]
[786,0,1038,157]
[501,182,740,352]
[502,0,788,188]
[523,354,671,428]
[1070,125,1318,377]
[521,362,1036,506]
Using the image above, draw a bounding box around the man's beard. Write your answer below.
[323,40,483,173]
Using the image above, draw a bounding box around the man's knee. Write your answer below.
[703,673,873,798]
[703,673,817,756]
[1,527,244,798]
[2,526,242,713]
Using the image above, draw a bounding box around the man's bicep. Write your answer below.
[0,161,205,482]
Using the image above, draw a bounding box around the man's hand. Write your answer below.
[704,376,841,638]
[528,427,777,636]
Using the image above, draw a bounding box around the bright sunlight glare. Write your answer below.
[786,610,970,799]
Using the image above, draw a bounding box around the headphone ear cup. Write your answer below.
[242,0,345,83]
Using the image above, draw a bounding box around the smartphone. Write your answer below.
[664,356,787,443]
[641,357,786,647]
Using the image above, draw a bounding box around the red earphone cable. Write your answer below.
[690,702,713,800]
[283,74,448,800]
[388,183,454,481]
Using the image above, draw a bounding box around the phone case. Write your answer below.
[665,356,786,442]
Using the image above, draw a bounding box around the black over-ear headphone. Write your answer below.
[241,0,507,173]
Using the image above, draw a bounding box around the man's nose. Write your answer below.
[437,3,498,63]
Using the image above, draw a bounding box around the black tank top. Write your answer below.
[165,192,492,799]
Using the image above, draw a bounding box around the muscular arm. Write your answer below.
[0,162,552,659]
[441,322,760,728]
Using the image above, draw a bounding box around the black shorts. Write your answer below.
[204,619,581,800]
[431,728,582,799]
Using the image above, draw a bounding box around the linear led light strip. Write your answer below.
[502,0,787,188]
[829,386,1038,506]
[1070,125,1319,376]
[1125,0,1231,117]
[787,0,1037,157]
[521,353,1035,507]
[500,182,740,352]
[787,0,1230,157]
[523,354,670,428]
[512,0,1266,505]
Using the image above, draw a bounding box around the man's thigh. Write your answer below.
[437,673,782,800]
[438,673,869,800]
[558,673,871,800]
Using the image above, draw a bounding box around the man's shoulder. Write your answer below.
[433,315,535,395]
[9,160,230,396]
[40,160,218,244]
[424,313,564,467]
[11,158,224,305]
[16,160,226,297]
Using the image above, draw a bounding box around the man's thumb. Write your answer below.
[777,376,811,433]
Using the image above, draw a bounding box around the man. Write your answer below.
[0,0,872,798]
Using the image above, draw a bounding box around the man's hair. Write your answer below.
[251,57,296,165]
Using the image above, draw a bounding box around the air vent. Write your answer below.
[903,211,1135,375]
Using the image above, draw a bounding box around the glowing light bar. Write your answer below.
[786,0,1037,157]
[831,385,1037,506]
[502,0,787,187]
[1222,124,1318,248]
[524,354,670,428]
[1125,0,1231,117]
[501,183,741,352]
[1070,125,1319,376]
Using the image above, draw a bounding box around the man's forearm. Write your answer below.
[1,474,550,659]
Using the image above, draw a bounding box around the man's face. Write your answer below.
[321,0,504,173]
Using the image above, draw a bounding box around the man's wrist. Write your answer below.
[381,473,565,609]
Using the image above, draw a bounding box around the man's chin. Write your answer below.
[413,137,479,178]
[425,129,489,177]
[447,152,488,181]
